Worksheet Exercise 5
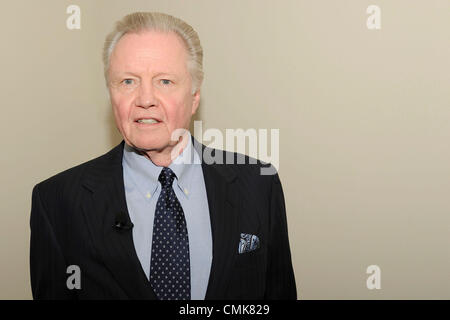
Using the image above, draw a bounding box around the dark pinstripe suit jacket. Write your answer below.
[30,139,297,299]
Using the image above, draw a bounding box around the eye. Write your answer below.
[123,79,134,85]
[160,79,172,85]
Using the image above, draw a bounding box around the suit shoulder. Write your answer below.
[226,150,278,179]
[34,142,123,196]
[204,147,278,188]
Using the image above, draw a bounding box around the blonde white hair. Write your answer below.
[103,12,204,93]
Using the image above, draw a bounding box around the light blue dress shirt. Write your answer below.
[122,135,212,300]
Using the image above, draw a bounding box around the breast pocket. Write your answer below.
[234,247,265,268]
[229,247,267,299]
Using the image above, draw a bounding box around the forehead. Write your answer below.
[109,30,189,74]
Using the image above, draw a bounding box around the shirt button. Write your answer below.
[184,188,189,195]
[146,192,151,199]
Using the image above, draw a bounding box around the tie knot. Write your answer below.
[158,167,176,188]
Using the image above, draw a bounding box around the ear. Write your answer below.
[191,89,201,115]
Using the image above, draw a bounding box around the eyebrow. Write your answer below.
[113,71,140,78]
[114,71,177,78]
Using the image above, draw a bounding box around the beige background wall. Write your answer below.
[1,0,449,299]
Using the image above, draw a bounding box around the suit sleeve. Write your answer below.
[264,172,297,299]
[30,184,73,299]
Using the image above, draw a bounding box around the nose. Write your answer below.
[135,81,157,109]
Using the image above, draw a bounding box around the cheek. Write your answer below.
[165,94,194,125]
[111,93,133,125]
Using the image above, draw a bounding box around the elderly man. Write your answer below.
[30,12,296,300]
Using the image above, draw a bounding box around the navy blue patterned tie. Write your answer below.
[150,167,191,300]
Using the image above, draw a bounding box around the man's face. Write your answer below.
[108,30,200,152]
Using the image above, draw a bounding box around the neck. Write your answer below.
[143,134,190,167]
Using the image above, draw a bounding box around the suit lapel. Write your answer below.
[196,143,241,300]
[81,141,156,299]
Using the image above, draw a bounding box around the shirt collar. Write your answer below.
[123,132,201,200]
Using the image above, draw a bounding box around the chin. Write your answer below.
[129,136,170,152]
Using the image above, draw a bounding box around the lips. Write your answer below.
[134,116,162,124]
[137,118,158,124]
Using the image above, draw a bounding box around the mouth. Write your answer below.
[135,118,161,125]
